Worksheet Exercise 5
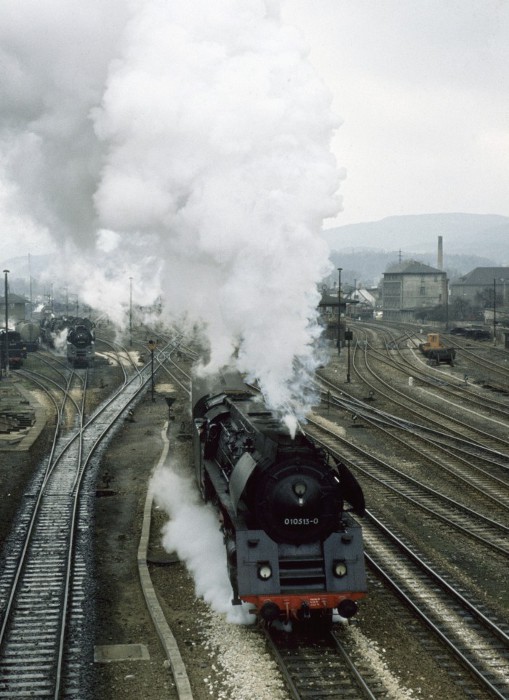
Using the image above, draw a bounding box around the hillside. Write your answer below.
[322,213,509,260]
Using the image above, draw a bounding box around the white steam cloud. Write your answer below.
[152,465,253,624]
[1,0,343,417]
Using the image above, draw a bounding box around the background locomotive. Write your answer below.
[40,316,95,367]
[66,318,95,367]
[0,330,26,370]
[192,371,367,626]
[15,321,40,352]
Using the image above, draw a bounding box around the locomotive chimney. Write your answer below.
[437,236,443,270]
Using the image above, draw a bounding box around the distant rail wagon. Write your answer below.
[419,333,455,365]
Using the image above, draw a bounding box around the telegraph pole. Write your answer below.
[493,278,497,344]
[337,268,342,356]
[3,270,10,377]
[129,277,133,347]
[346,329,352,383]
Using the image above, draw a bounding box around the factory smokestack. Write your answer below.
[437,236,443,270]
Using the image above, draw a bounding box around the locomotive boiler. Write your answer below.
[192,371,367,625]
[66,320,95,367]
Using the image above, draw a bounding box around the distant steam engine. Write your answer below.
[40,315,95,367]
[66,320,95,368]
[192,371,367,625]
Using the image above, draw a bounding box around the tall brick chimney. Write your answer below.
[437,235,443,270]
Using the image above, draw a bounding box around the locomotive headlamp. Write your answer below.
[293,482,307,497]
[333,561,348,578]
[257,563,272,580]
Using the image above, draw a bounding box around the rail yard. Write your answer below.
[0,320,508,699]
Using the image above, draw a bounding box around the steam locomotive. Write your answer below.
[16,321,40,352]
[192,371,367,625]
[0,330,26,369]
[40,316,95,367]
[66,319,95,367]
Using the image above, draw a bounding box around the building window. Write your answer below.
[420,286,425,295]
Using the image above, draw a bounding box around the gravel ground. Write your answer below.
[1,347,501,699]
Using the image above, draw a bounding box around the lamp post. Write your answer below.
[493,278,497,344]
[337,267,342,356]
[148,339,157,402]
[3,269,9,377]
[28,253,33,320]
[129,277,133,347]
[345,328,353,383]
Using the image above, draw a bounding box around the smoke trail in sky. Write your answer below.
[0,0,343,417]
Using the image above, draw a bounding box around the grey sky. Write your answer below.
[282,0,509,226]
[1,0,508,262]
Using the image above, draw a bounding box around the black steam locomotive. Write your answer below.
[40,316,95,367]
[192,371,367,625]
[0,330,26,369]
[66,319,95,367]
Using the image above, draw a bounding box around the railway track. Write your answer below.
[315,385,509,529]
[364,513,509,700]
[0,356,156,698]
[266,626,379,699]
[306,416,509,557]
[304,334,509,698]
[347,336,509,453]
[302,419,509,696]
[3,322,507,698]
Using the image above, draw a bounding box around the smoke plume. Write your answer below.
[1,0,343,417]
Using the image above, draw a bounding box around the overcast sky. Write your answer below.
[282,0,509,227]
[1,0,508,262]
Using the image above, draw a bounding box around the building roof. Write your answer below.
[452,267,509,286]
[352,289,376,305]
[318,291,359,308]
[0,294,27,304]
[384,260,444,275]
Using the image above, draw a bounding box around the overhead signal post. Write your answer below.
[345,328,353,383]
[148,339,157,402]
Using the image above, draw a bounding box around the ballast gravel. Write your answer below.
[200,612,288,699]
